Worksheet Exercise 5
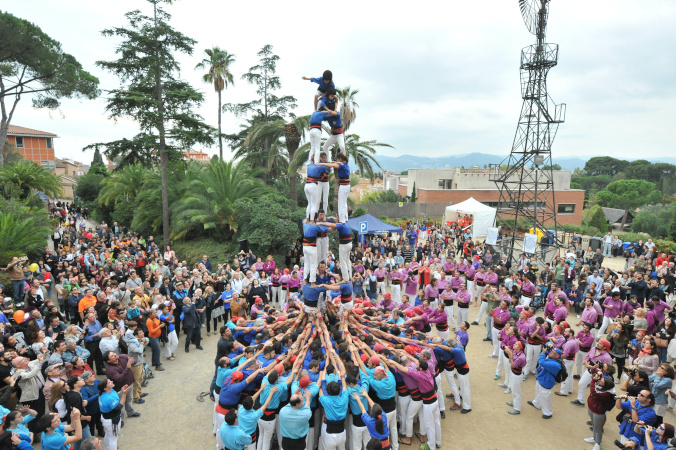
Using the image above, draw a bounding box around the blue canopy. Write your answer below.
[346,214,403,235]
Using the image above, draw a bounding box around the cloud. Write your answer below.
[3,0,676,164]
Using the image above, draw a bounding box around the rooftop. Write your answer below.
[7,125,58,137]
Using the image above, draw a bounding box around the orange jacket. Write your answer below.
[146,317,162,337]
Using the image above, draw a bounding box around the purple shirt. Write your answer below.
[443,262,455,274]
[581,306,598,325]
[576,330,595,351]
[449,277,463,290]
[553,305,568,323]
[484,272,498,285]
[653,300,673,325]
[562,337,580,359]
[404,363,435,393]
[602,297,622,318]
[516,319,530,336]
[424,284,439,300]
[586,348,612,365]
[512,351,526,370]
[455,289,471,306]
[492,307,511,326]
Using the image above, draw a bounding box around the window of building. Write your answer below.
[438,179,453,189]
[558,204,575,214]
[46,138,53,149]
[15,136,24,148]
[40,161,56,171]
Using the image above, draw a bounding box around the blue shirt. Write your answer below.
[310,110,332,125]
[216,366,235,389]
[302,284,326,306]
[159,312,175,332]
[99,390,120,414]
[84,320,102,342]
[219,378,248,406]
[279,404,312,439]
[222,289,234,309]
[362,412,389,440]
[81,380,101,413]
[237,406,263,435]
[310,77,335,91]
[347,384,368,415]
[291,382,320,408]
[535,354,561,390]
[259,375,285,410]
[317,95,336,111]
[327,113,342,130]
[620,399,656,441]
[221,423,252,450]
[319,390,349,421]
[336,161,350,179]
[360,368,396,400]
[306,163,323,180]
[40,424,69,450]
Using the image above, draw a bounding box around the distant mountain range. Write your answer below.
[373,153,676,173]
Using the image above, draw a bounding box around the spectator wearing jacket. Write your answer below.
[102,352,140,418]
[584,372,616,450]
[528,346,562,419]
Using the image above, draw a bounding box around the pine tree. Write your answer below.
[91,148,104,167]
[410,182,417,203]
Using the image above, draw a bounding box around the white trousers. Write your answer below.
[466,280,474,298]
[526,343,541,376]
[511,372,523,411]
[391,284,401,303]
[215,412,225,450]
[404,399,423,438]
[472,284,484,305]
[377,281,386,295]
[101,417,118,450]
[435,374,446,412]
[575,350,589,376]
[422,401,442,447]
[457,372,472,410]
[444,305,457,330]
[318,181,330,213]
[437,329,449,340]
[305,182,320,220]
[457,307,469,327]
[474,301,488,324]
[597,315,612,339]
[256,417,276,450]
[271,286,282,308]
[322,132,346,154]
[491,327,501,357]
[339,243,352,281]
[338,184,350,223]
[386,409,399,450]
[317,236,329,265]
[443,370,460,404]
[397,395,410,435]
[165,330,178,357]
[496,351,506,380]
[303,246,318,283]
[321,423,346,450]
[310,128,322,164]
[576,370,592,403]
[559,358,575,395]
[533,382,553,416]
[350,424,369,450]
[520,295,531,307]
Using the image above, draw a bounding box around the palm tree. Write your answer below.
[0,160,62,200]
[195,47,236,161]
[244,115,310,204]
[171,160,269,239]
[0,212,53,261]
[337,86,360,133]
[98,163,151,206]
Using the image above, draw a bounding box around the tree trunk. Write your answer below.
[619,208,629,231]
[0,122,8,167]
[154,4,170,249]
[288,149,298,206]
[217,89,223,161]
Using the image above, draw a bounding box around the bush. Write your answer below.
[353,207,367,217]
[172,237,238,268]
[618,232,650,243]
[587,205,610,232]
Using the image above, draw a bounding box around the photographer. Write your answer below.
[527,343,562,419]
[584,370,616,450]
[572,339,613,407]
[615,390,657,446]
[623,424,675,450]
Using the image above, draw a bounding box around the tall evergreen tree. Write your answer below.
[0,12,100,166]
[91,148,104,167]
[85,0,214,247]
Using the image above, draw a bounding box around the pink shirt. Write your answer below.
[581,306,598,325]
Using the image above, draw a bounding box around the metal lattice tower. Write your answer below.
[490,0,566,266]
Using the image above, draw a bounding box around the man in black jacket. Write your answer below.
[182,297,203,353]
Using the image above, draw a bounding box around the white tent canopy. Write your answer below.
[444,197,497,238]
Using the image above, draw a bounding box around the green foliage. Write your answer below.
[0,160,63,200]
[233,194,304,257]
[171,160,270,239]
[596,180,662,213]
[410,182,417,203]
[360,189,402,204]
[353,207,367,217]
[224,45,297,121]
[0,11,100,165]
[172,237,238,268]
[379,215,387,222]
[586,205,610,233]
[75,167,112,223]
[0,197,53,262]
[631,204,676,238]
[2,141,23,165]
[619,232,649,243]
[584,157,629,177]
[400,170,408,176]
[91,148,104,167]
[671,215,676,241]
[570,182,583,190]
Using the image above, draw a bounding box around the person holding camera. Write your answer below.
[623,423,675,450]
[615,390,657,446]
[572,339,613,407]
[527,344,563,419]
[584,370,616,450]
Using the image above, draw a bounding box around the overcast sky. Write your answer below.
[4,0,675,164]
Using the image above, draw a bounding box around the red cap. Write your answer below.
[413,306,423,315]
[284,268,290,274]
[373,343,384,352]
[515,341,524,351]
[299,375,310,388]
[360,354,369,363]
[404,345,418,355]
[276,316,287,322]
[363,300,372,308]
[404,310,415,318]
[354,308,364,315]
[274,363,284,375]
[383,292,391,299]
[599,339,611,351]
[369,356,380,366]
[255,297,262,304]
